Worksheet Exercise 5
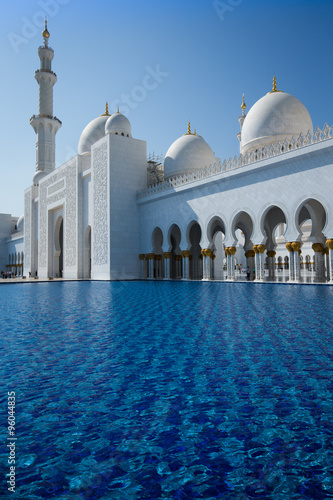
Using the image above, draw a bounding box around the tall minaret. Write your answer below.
[30,20,61,185]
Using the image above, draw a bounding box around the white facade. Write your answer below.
[2,28,333,283]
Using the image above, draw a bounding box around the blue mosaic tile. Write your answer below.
[1,281,333,498]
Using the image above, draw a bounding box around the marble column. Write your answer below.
[291,242,301,282]
[229,247,237,280]
[312,243,324,282]
[181,251,191,280]
[147,253,155,279]
[201,249,213,280]
[163,252,171,279]
[257,245,266,281]
[225,248,231,280]
[286,243,294,281]
[326,239,333,283]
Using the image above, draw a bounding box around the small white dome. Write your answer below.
[33,170,47,186]
[105,112,132,137]
[241,91,313,154]
[78,115,109,154]
[17,215,24,232]
[164,133,215,179]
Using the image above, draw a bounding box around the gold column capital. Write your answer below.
[147,253,155,260]
[163,252,172,259]
[201,248,213,257]
[291,241,301,252]
[312,243,324,253]
[326,239,333,250]
[286,242,293,252]
[245,249,255,258]
[267,250,276,258]
[181,250,191,258]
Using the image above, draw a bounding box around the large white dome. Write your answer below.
[105,111,132,137]
[241,91,313,155]
[164,132,215,179]
[78,115,109,154]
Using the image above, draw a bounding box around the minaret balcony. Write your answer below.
[35,69,57,77]
[35,69,57,85]
[30,115,62,134]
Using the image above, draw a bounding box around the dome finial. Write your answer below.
[101,102,110,116]
[241,93,246,116]
[42,17,50,45]
[267,75,283,94]
[117,106,120,113]
[187,121,191,135]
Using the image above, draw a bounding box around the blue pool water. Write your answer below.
[1,281,333,499]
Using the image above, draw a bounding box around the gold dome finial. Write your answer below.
[100,102,110,116]
[267,75,283,94]
[117,106,120,113]
[42,17,50,40]
[241,93,246,116]
[187,121,191,135]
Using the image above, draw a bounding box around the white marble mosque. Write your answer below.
[1,23,333,283]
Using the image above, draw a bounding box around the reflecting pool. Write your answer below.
[1,281,333,499]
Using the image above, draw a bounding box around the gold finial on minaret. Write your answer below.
[241,93,246,116]
[100,102,110,116]
[187,121,191,135]
[42,17,50,41]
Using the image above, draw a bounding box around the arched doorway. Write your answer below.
[84,225,91,279]
[297,198,327,281]
[188,222,202,280]
[207,216,226,280]
[262,205,287,280]
[152,227,163,278]
[232,211,254,280]
[169,224,182,279]
[54,217,63,278]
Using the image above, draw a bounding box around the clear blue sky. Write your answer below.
[1,0,332,215]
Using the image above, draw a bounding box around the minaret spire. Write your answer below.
[30,22,61,185]
[237,93,247,148]
[241,93,246,117]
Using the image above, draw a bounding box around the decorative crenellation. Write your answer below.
[92,142,108,266]
[138,124,333,199]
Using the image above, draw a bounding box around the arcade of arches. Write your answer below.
[140,202,333,283]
